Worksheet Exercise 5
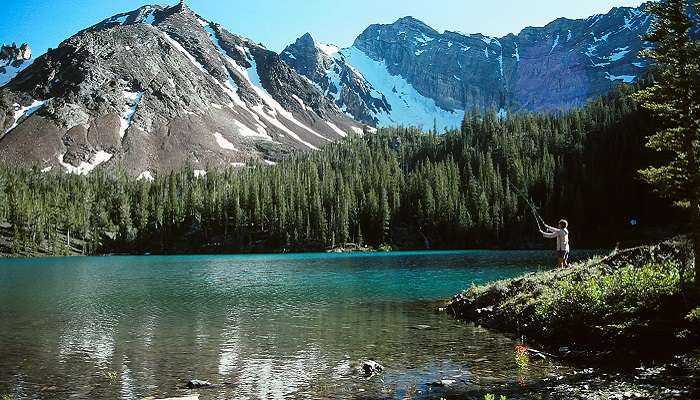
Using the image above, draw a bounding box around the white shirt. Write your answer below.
[542,227,569,252]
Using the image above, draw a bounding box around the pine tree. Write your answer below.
[634,0,700,282]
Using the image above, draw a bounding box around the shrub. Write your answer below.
[686,306,700,333]
[531,259,685,339]
[378,243,393,252]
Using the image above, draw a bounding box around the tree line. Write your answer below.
[0,83,675,256]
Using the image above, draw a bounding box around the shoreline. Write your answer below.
[444,237,700,359]
[0,245,609,260]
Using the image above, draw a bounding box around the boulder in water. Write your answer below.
[360,360,383,376]
[186,379,213,389]
[427,379,456,387]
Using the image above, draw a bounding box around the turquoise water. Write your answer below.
[0,250,582,399]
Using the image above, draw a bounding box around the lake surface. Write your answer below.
[1,249,673,400]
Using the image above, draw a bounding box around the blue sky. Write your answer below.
[2,0,646,56]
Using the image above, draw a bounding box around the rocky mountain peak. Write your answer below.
[164,0,194,18]
[393,16,437,33]
[0,3,361,175]
[173,0,190,13]
[0,43,31,62]
[298,32,315,45]
[353,16,441,62]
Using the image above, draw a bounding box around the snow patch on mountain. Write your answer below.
[605,73,636,83]
[203,25,330,149]
[0,59,33,87]
[608,46,631,61]
[59,150,113,175]
[235,50,325,150]
[550,34,560,54]
[414,32,434,44]
[341,47,463,130]
[202,25,250,110]
[3,99,46,136]
[120,91,143,138]
[325,121,347,137]
[233,119,271,140]
[163,32,208,74]
[137,171,154,181]
[213,132,238,151]
[317,43,339,56]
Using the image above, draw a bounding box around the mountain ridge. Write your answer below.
[281,3,678,130]
[0,2,363,176]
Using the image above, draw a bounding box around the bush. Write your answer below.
[531,259,685,339]
[378,243,393,252]
[687,306,700,333]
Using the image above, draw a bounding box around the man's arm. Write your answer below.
[540,229,558,239]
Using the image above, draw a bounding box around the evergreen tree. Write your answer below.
[635,0,700,282]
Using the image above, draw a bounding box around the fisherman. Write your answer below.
[540,219,570,268]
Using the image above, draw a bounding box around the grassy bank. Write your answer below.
[446,238,700,357]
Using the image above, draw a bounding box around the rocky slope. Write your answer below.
[0,2,362,176]
[282,4,699,130]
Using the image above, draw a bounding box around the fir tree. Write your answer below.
[635,0,700,282]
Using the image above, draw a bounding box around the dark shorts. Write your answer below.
[557,251,570,261]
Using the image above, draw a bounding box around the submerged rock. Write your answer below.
[427,379,456,387]
[360,360,383,377]
[186,379,213,389]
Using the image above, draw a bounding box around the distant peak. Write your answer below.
[397,16,419,22]
[171,0,191,13]
[394,16,428,27]
[389,16,438,35]
[299,32,315,43]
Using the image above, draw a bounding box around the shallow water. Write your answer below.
[2,249,683,400]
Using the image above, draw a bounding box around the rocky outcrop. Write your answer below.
[0,43,31,62]
[0,42,33,87]
[282,4,700,129]
[360,360,384,377]
[0,3,361,175]
[185,379,213,389]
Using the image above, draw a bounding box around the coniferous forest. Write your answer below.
[0,84,676,256]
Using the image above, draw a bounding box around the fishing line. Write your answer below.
[508,182,546,232]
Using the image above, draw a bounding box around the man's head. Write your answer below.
[559,219,569,229]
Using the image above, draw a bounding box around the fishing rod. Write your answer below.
[508,182,546,232]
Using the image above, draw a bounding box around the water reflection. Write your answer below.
[0,250,603,399]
